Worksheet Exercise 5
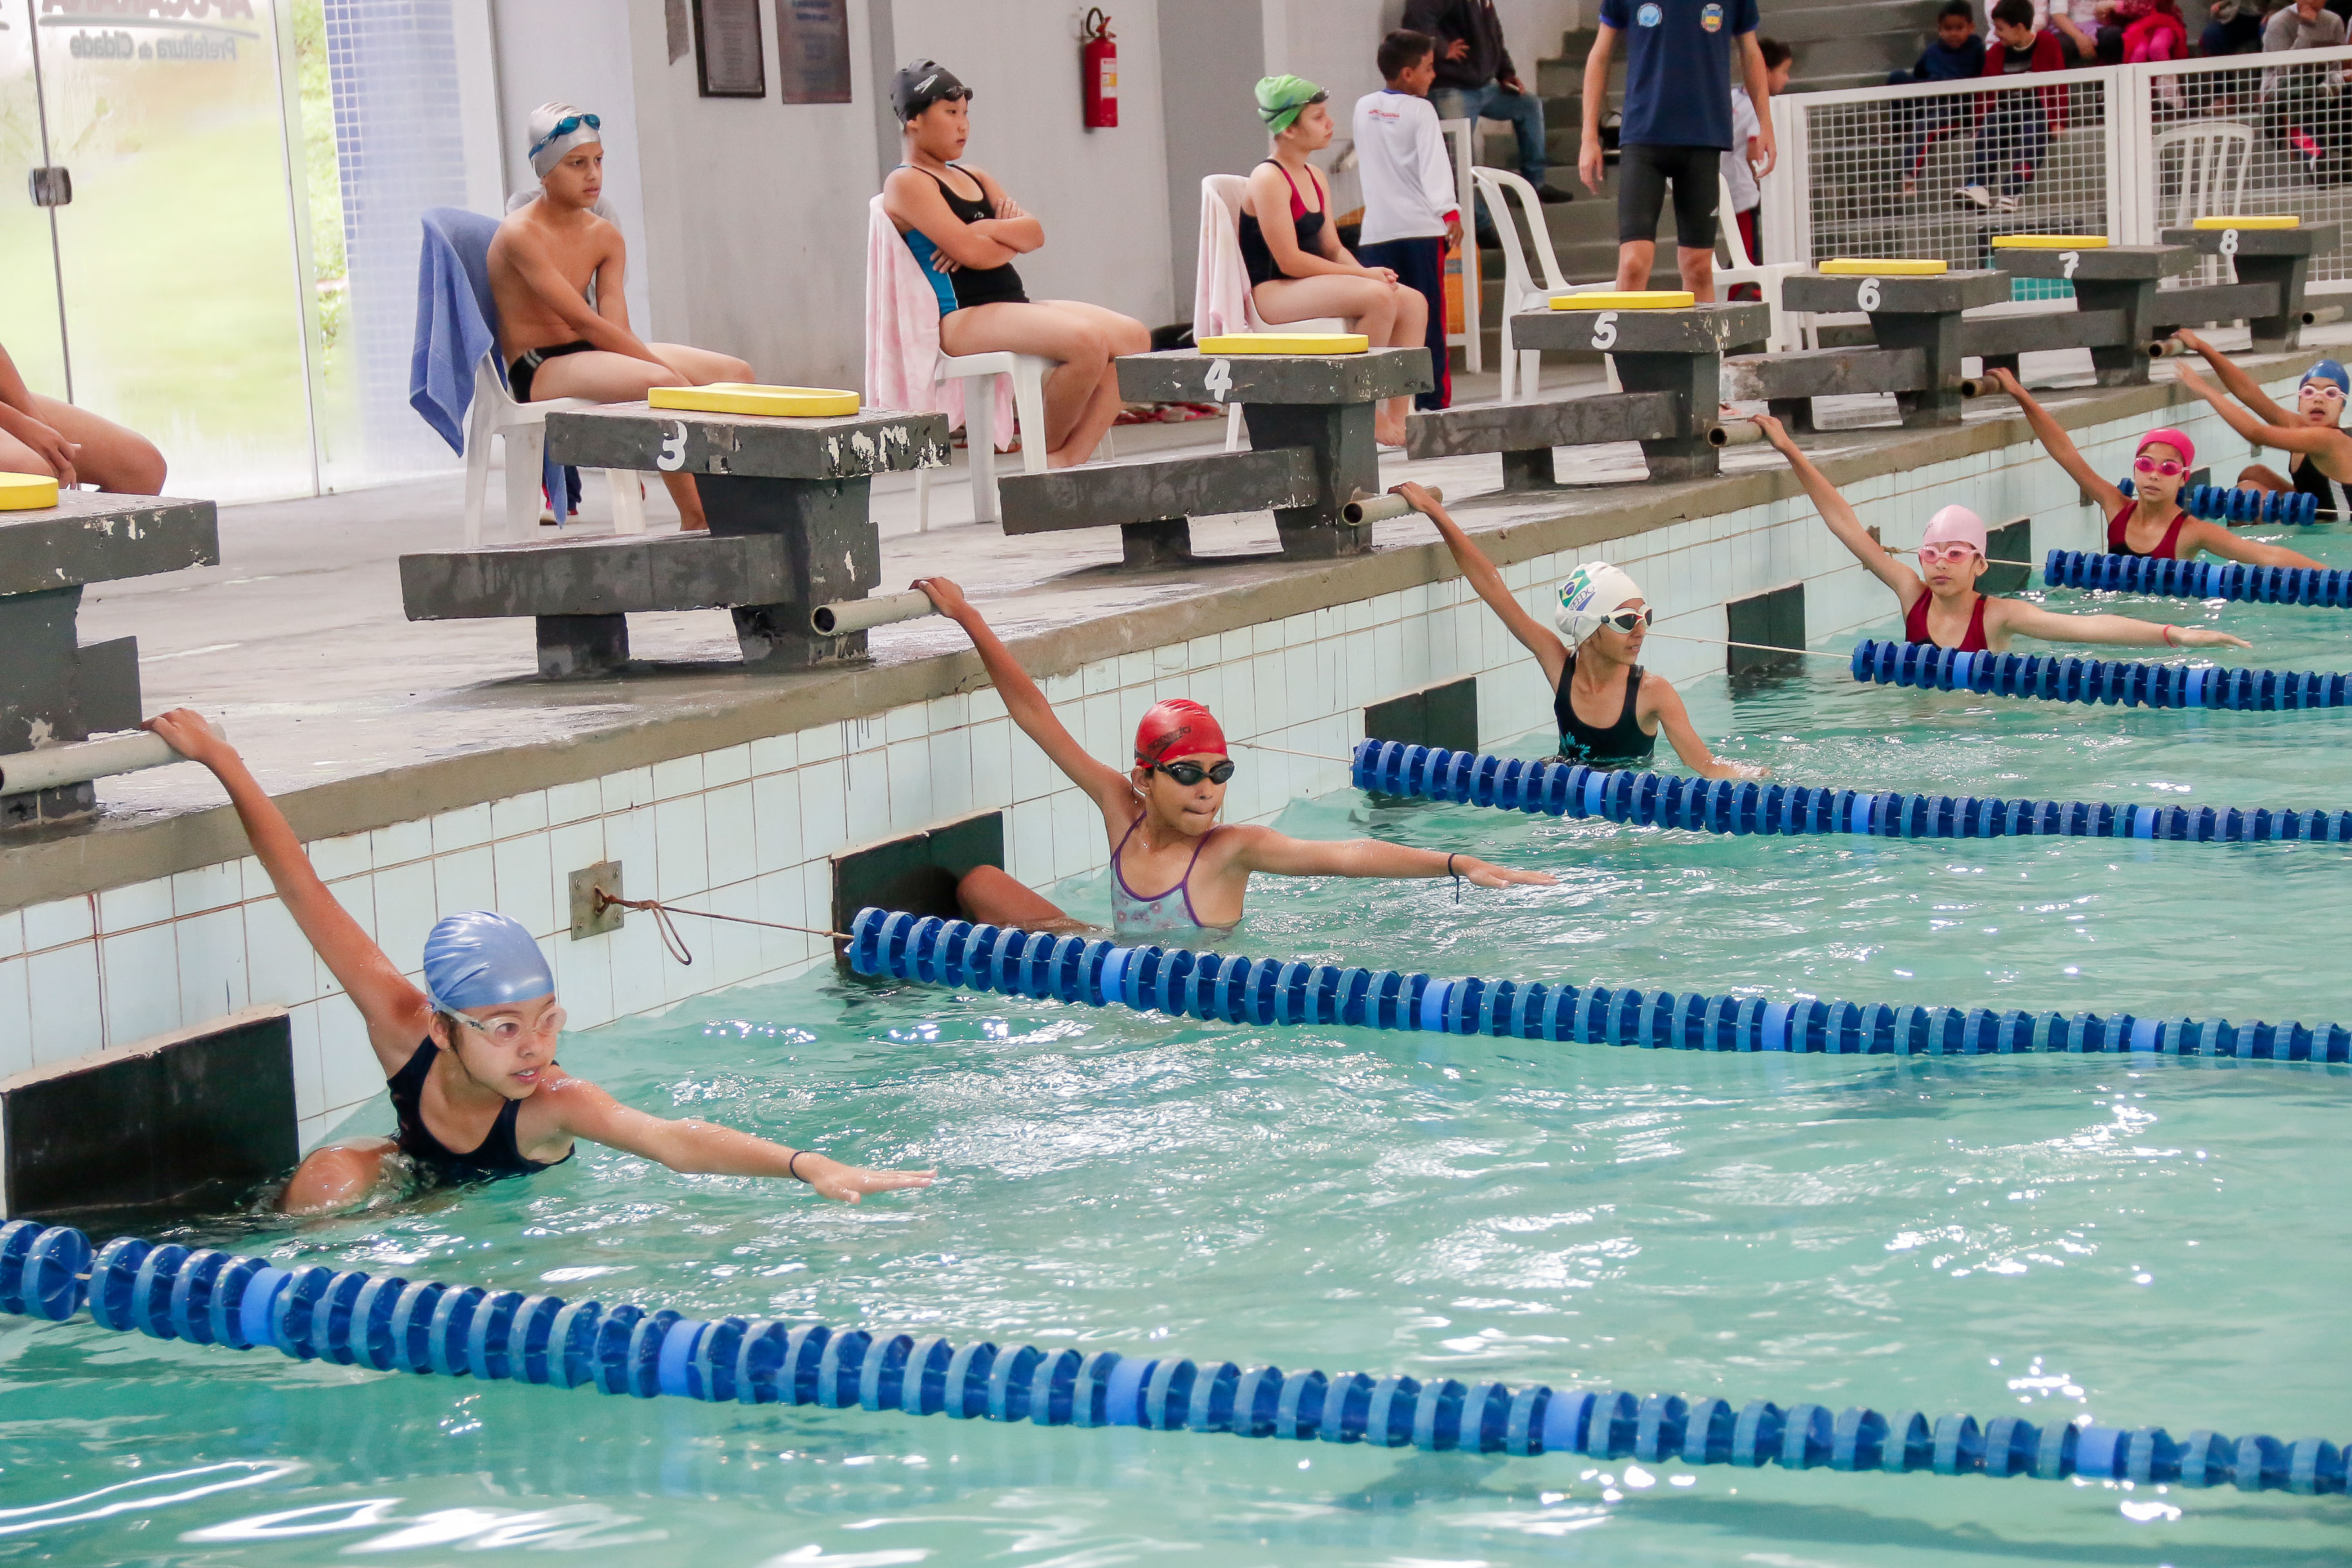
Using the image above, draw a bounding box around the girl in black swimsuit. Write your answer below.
[1391,485,1765,779]
[1240,74,1429,450]
[146,712,934,1217]
[880,60,1147,469]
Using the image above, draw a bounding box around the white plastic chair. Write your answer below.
[2154,122,2253,287]
[461,354,644,546]
[1713,173,1801,353]
[1471,168,1580,402]
[1200,173,1349,451]
[914,352,1051,529]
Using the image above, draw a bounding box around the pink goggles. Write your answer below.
[1917,542,1982,565]
[2134,455,2188,478]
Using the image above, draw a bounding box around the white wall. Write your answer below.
[888,0,1178,329]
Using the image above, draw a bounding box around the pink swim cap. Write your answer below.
[1922,504,1986,554]
[2138,426,2195,467]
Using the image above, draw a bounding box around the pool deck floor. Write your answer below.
[8,326,2335,910]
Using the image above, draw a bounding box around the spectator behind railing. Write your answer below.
[1957,0,2070,215]
[879,62,1148,469]
[1726,36,1792,293]
[1889,2,1986,203]
[2200,0,2266,57]
[1353,30,1463,411]
[0,338,166,495]
[1404,0,1574,202]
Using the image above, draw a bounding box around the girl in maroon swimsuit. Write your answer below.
[1752,414,2250,655]
[1990,367,2322,571]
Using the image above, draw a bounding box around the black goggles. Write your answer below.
[1154,759,1235,786]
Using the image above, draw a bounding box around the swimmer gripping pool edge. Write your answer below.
[847,907,2352,1067]
[3,1221,2346,1496]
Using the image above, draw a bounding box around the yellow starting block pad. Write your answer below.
[1990,234,2110,249]
[1195,333,1368,354]
[2195,215,2299,230]
[0,471,60,511]
[648,384,860,418]
[1820,257,1947,275]
[1549,290,1694,310]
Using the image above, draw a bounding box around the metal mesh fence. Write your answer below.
[1796,72,2112,275]
[2141,52,2352,288]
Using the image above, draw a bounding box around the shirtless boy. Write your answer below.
[488,101,752,531]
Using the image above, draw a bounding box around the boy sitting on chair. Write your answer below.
[488,101,752,531]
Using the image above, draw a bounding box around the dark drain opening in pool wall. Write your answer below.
[1365,676,1478,756]
[1,1006,297,1231]
[830,811,1006,963]
[1726,582,1805,685]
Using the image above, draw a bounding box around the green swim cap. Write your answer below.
[1255,74,1328,134]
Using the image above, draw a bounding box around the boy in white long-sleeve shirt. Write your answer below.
[1353,29,1462,409]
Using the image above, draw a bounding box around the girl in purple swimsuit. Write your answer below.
[913,578,1556,945]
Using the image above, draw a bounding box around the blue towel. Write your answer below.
[411,206,571,519]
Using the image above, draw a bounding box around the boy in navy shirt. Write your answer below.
[1959,0,2067,213]
[1580,0,1777,299]
[1888,0,1986,201]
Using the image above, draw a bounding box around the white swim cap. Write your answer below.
[1554,561,1643,646]
[527,101,602,179]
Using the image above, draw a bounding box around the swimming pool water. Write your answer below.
[8,566,2352,1566]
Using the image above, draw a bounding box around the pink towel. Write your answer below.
[864,194,1014,450]
[1193,175,1258,341]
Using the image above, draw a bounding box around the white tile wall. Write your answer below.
[0,388,2275,1148]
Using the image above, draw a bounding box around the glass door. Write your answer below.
[1,0,67,399]
[31,0,317,500]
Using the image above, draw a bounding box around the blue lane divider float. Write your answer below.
[3,1220,2344,1496]
[1848,638,2351,712]
[2117,475,2318,525]
[1349,739,2352,847]
[2043,549,2352,609]
[847,907,2351,1066]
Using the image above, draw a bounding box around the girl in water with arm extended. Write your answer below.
[910,578,1556,942]
[1242,75,1432,449]
[880,61,1148,469]
[1990,366,2322,569]
[2168,335,2352,518]
[1752,413,2249,654]
[142,710,934,1216]
[1393,482,1765,779]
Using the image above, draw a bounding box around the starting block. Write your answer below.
[996,346,1431,562]
[1981,240,2200,387]
[400,404,948,677]
[2157,219,2340,352]
[1774,268,2008,428]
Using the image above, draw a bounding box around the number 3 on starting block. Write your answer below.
[1204,358,1234,402]
[657,420,687,471]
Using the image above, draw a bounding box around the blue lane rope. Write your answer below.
[1847,638,2351,711]
[844,908,2352,1066]
[2,1220,2343,1496]
[1346,739,2352,847]
[2117,476,2319,526]
[2043,549,2352,609]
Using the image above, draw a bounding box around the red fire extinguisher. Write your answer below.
[1082,8,1118,130]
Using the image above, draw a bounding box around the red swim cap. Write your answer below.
[1134,699,1228,765]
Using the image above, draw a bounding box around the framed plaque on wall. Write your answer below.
[776,0,852,104]
[694,0,767,98]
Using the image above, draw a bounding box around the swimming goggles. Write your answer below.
[527,112,600,158]
[448,1006,567,1048]
[1598,606,1652,633]
[2305,382,2347,402]
[1917,543,1982,565]
[1155,759,1236,786]
[2133,455,2188,478]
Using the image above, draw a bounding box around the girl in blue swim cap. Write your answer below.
[2170,331,2352,519]
[146,710,934,1216]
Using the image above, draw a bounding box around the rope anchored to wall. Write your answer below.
[590,888,848,966]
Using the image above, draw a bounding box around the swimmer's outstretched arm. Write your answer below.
[532,1073,932,1202]
[1220,825,1556,888]
[144,710,428,1073]
[1987,600,2249,651]
[910,577,1135,816]
[2170,331,2295,427]
[1395,482,1569,690]
[2174,363,2352,469]
[1752,414,1925,603]
[1985,369,2128,521]
[1641,680,1765,781]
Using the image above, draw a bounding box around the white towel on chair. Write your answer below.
[864,194,1014,451]
[1193,184,1256,343]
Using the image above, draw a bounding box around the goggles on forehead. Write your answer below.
[528,112,600,158]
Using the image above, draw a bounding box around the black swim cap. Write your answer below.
[892,61,971,123]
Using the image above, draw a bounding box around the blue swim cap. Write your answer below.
[2304,359,2349,396]
[422,911,554,1013]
